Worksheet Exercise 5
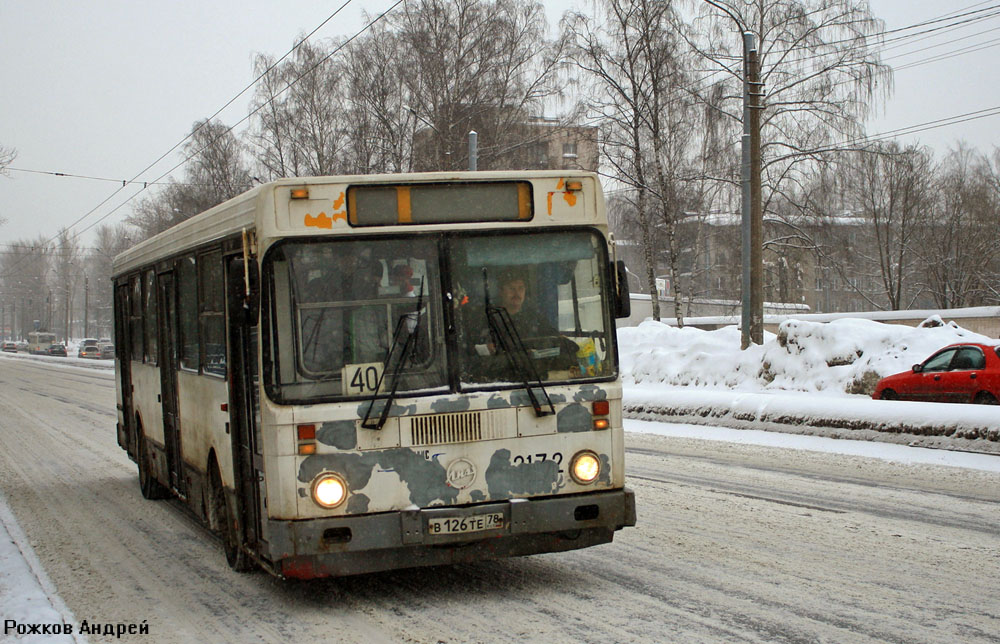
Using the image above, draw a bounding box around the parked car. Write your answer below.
[99,342,115,359]
[47,343,67,357]
[872,343,1000,404]
[1,341,16,353]
[78,340,101,358]
[15,341,28,352]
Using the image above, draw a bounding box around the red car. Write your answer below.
[873,343,1000,404]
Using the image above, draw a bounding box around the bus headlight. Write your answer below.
[570,451,601,485]
[311,473,348,508]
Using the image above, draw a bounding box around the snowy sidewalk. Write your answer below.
[0,494,82,644]
[625,385,1000,455]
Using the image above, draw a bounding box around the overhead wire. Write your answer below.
[67,0,405,244]
[0,0,367,279]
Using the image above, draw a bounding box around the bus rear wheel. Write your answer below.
[209,461,254,572]
[137,430,169,500]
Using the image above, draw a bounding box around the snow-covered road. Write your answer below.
[1,356,998,643]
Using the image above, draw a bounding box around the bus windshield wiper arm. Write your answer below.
[483,269,555,417]
[361,284,425,430]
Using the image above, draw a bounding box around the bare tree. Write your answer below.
[565,0,696,323]
[343,24,418,173]
[86,223,134,336]
[128,119,251,240]
[917,144,1000,308]
[248,53,301,180]
[687,0,890,207]
[54,228,79,342]
[395,0,565,171]
[0,144,14,175]
[0,236,51,336]
[847,143,933,310]
[0,144,15,227]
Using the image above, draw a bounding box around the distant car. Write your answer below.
[873,343,1000,404]
[47,343,67,357]
[100,342,115,359]
[16,341,28,352]
[78,341,101,358]
[1,341,16,353]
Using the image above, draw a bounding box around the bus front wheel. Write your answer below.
[137,429,169,500]
[208,460,254,573]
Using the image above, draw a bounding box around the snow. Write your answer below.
[2,315,999,633]
[619,314,999,395]
[0,494,82,644]
[625,418,1000,473]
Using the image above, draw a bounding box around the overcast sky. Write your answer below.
[1,0,998,246]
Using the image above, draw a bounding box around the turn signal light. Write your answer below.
[290,187,310,199]
[593,418,609,430]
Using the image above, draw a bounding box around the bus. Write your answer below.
[27,331,56,354]
[112,171,636,579]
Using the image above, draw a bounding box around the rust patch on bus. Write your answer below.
[304,212,333,229]
[484,449,559,497]
[317,420,357,450]
[573,385,608,402]
[300,448,459,507]
[556,403,591,433]
[431,397,472,413]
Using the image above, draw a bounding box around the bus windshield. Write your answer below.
[265,237,447,403]
[263,229,614,404]
[451,230,614,388]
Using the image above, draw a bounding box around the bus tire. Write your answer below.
[137,429,169,500]
[209,460,254,572]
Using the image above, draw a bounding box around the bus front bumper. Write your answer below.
[268,488,636,580]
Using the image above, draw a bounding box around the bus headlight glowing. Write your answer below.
[311,473,348,508]
[570,451,601,485]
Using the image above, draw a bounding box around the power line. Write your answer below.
[68,0,406,244]
[1,0,360,280]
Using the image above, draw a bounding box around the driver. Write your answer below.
[482,269,578,373]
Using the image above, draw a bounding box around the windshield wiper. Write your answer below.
[483,268,555,417]
[361,283,425,430]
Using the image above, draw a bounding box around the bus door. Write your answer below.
[226,257,266,553]
[115,283,134,457]
[157,271,185,496]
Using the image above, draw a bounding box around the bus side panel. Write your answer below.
[131,363,165,450]
[176,372,232,494]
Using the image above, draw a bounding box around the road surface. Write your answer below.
[0,355,997,643]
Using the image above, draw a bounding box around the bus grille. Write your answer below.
[409,411,503,446]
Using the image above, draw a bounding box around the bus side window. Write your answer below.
[177,255,199,372]
[129,275,144,362]
[199,250,225,377]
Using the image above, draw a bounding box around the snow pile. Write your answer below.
[619,315,997,396]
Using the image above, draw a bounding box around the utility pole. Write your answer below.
[84,276,90,339]
[740,32,753,349]
[748,34,765,345]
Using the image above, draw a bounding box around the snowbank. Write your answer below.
[619,315,997,396]
[618,315,1000,450]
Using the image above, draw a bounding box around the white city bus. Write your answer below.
[112,171,635,579]
[27,331,56,354]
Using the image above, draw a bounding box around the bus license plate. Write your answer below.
[427,512,504,535]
